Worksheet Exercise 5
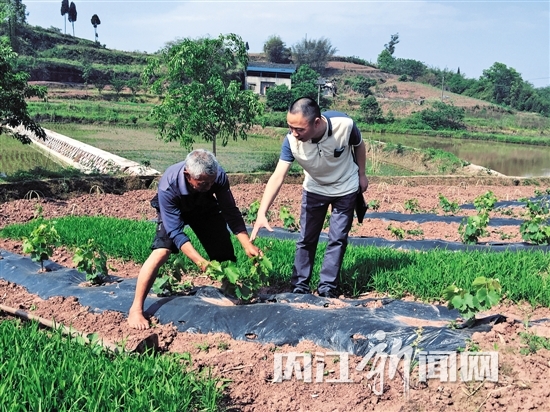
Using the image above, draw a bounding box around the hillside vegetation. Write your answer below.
[2,21,550,180]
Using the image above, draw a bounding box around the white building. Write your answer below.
[245,62,297,95]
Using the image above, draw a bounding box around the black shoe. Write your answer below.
[318,290,339,299]
[292,288,310,294]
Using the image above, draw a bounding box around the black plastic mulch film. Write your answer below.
[1,195,549,356]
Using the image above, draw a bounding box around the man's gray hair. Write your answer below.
[185,149,219,178]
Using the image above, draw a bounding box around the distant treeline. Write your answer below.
[377,49,550,117]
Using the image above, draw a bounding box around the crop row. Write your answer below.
[2,216,550,306]
[0,319,222,411]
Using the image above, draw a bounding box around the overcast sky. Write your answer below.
[24,0,549,88]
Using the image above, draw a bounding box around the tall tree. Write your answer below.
[290,64,319,99]
[91,13,100,42]
[60,0,69,35]
[263,35,292,64]
[2,0,27,51]
[143,33,263,156]
[68,1,76,36]
[291,36,336,73]
[0,40,47,143]
[384,33,399,55]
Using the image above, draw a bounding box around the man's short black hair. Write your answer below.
[288,97,321,124]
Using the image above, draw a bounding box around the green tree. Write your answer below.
[1,0,27,51]
[384,33,399,55]
[408,101,465,130]
[266,84,293,111]
[360,96,383,124]
[110,73,125,99]
[68,1,76,36]
[263,35,291,64]
[394,58,426,80]
[0,39,47,143]
[125,77,141,98]
[289,64,319,101]
[60,0,69,35]
[143,33,263,155]
[291,36,336,73]
[349,76,377,97]
[480,62,523,106]
[91,13,100,42]
[376,49,395,73]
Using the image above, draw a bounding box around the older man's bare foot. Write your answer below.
[128,309,150,330]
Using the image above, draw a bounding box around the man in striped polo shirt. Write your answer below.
[251,97,368,298]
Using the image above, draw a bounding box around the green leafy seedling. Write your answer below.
[152,256,194,296]
[73,239,109,285]
[242,200,260,224]
[206,254,272,301]
[404,198,421,214]
[458,212,490,244]
[473,191,498,213]
[22,222,61,272]
[519,199,550,245]
[367,199,380,211]
[387,224,405,240]
[438,193,459,215]
[280,206,299,232]
[442,277,502,321]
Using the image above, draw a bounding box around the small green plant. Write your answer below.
[387,224,405,240]
[438,194,460,215]
[22,222,61,272]
[33,203,44,220]
[280,206,299,232]
[493,229,514,240]
[367,199,380,211]
[519,331,550,355]
[73,239,109,285]
[442,277,502,321]
[495,207,515,217]
[519,199,550,245]
[473,191,498,212]
[195,342,210,353]
[404,198,421,214]
[458,212,490,244]
[206,254,273,300]
[152,256,194,296]
[242,200,261,224]
[458,191,498,244]
[406,229,424,236]
[217,341,230,351]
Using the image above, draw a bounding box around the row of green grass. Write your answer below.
[359,120,550,146]
[2,216,550,307]
[0,134,66,176]
[28,100,155,126]
[0,319,223,411]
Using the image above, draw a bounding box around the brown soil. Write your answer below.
[1,181,550,411]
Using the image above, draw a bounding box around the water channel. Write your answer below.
[369,133,550,177]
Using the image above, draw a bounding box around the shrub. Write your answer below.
[266,84,293,111]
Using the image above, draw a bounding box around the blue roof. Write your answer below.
[247,64,296,74]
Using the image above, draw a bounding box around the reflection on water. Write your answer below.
[373,134,550,177]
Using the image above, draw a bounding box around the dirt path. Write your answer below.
[1,182,550,411]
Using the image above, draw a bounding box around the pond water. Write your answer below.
[370,133,550,177]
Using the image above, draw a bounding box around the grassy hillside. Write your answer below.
[4,24,149,83]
